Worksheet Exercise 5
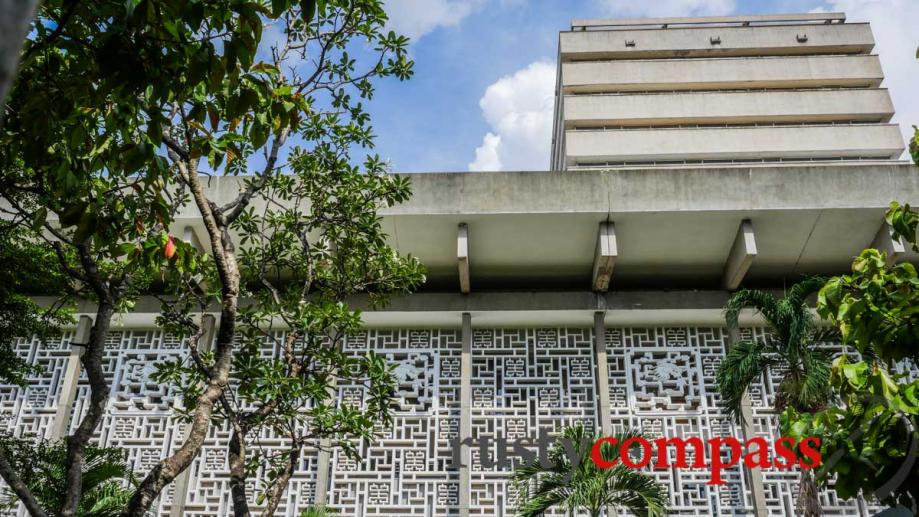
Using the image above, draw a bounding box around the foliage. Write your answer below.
[0,436,137,516]
[511,425,668,517]
[910,125,919,166]
[0,0,420,514]
[782,356,919,508]
[716,278,834,517]
[134,0,423,512]
[818,248,919,364]
[716,277,834,423]
[0,224,73,386]
[780,122,919,510]
[298,506,337,517]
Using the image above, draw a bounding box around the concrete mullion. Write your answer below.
[169,314,216,517]
[459,313,472,517]
[51,315,92,440]
[593,311,612,436]
[727,326,769,517]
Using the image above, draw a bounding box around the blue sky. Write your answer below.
[363,0,919,172]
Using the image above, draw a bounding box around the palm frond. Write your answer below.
[716,339,771,423]
[786,276,827,307]
[513,425,668,517]
[80,481,133,517]
[299,506,337,517]
[725,289,781,331]
[600,466,670,517]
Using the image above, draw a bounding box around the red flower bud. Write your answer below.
[165,235,177,259]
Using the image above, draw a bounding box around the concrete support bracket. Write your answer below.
[592,222,618,292]
[723,219,757,290]
[871,221,906,266]
[182,225,205,253]
[458,223,471,294]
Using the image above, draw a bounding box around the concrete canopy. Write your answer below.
[176,161,919,292]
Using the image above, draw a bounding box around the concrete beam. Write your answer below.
[457,223,471,294]
[592,222,617,292]
[50,315,92,440]
[723,220,757,290]
[871,221,906,266]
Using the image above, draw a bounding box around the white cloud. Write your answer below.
[385,0,484,42]
[469,60,556,171]
[817,0,919,155]
[470,133,502,171]
[598,0,734,18]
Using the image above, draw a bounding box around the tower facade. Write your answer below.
[551,12,904,170]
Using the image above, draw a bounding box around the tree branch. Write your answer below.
[0,450,47,517]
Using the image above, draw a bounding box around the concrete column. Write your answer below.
[727,326,769,517]
[315,335,345,506]
[593,311,612,436]
[313,442,332,505]
[169,314,216,517]
[459,312,472,516]
[50,315,92,440]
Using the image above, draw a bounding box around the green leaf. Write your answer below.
[31,208,48,233]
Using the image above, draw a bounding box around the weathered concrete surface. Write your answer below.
[565,124,904,165]
[561,55,884,94]
[564,89,894,127]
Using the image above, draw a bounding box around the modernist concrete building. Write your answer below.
[3,11,918,517]
[551,12,903,170]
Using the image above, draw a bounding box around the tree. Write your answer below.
[0,437,138,517]
[0,0,420,515]
[715,278,834,517]
[0,223,73,386]
[511,425,669,517]
[782,207,919,511]
[779,124,919,512]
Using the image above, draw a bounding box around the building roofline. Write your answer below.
[570,12,847,31]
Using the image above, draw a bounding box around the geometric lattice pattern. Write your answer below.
[2,326,880,516]
[328,329,462,516]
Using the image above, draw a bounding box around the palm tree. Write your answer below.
[0,438,137,516]
[299,506,337,516]
[512,424,668,517]
[716,276,835,517]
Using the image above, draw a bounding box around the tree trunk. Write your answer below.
[123,164,240,516]
[61,300,115,517]
[260,445,300,517]
[229,427,251,517]
[0,451,47,516]
[0,0,39,129]
[795,469,820,517]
